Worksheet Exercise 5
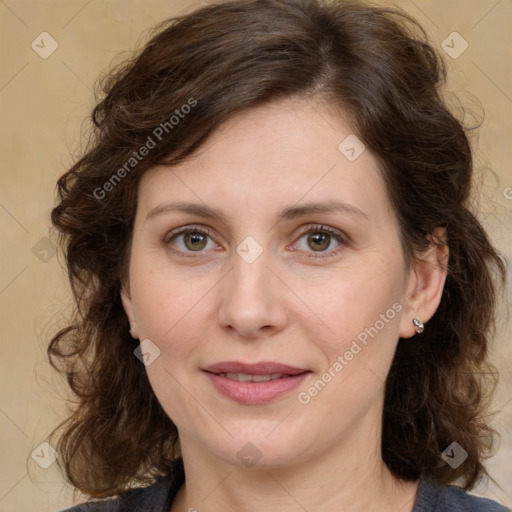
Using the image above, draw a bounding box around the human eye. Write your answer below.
[163,225,220,257]
[291,224,349,259]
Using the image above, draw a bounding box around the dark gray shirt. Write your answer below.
[61,459,510,511]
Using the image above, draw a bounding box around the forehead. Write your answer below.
[137,97,390,222]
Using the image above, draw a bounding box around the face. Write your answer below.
[122,96,420,469]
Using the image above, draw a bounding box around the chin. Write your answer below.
[205,430,312,470]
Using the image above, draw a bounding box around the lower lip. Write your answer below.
[204,371,310,405]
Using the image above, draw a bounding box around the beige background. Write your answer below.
[0,0,510,510]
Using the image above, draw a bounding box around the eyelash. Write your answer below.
[163,224,349,259]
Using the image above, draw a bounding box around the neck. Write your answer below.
[170,406,418,512]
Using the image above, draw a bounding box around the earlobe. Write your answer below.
[399,228,449,339]
[120,282,139,339]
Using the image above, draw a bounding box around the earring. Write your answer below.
[413,318,424,334]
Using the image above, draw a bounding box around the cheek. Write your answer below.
[309,264,404,346]
[129,264,213,419]
[129,256,217,359]
[300,277,404,423]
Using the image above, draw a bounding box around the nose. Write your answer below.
[218,250,288,339]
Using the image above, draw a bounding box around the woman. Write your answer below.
[50,0,509,510]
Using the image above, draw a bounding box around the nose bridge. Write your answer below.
[218,241,286,337]
[230,228,271,295]
[232,249,268,294]
[229,246,272,309]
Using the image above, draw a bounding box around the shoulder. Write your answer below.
[58,478,169,512]
[414,476,510,512]
[59,459,185,512]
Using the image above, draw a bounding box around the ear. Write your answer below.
[399,228,449,338]
[120,280,139,339]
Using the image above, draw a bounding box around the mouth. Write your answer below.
[202,360,309,376]
[202,361,311,404]
[214,372,300,382]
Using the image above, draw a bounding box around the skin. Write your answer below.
[121,96,449,512]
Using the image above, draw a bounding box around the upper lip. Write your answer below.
[203,361,309,375]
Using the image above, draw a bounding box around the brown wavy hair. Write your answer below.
[48,0,507,499]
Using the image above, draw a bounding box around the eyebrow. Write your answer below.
[145,200,368,225]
